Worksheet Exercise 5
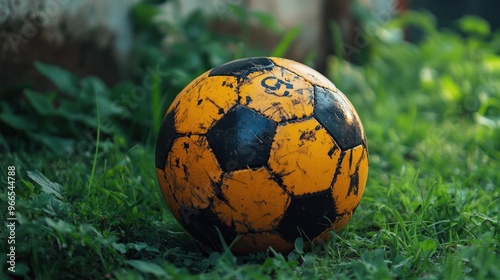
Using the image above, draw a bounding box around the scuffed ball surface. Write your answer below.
[155,57,368,254]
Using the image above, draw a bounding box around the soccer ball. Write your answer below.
[155,57,368,254]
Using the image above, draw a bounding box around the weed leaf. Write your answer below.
[45,196,67,217]
[34,61,79,95]
[24,89,55,115]
[0,104,36,130]
[126,260,166,277]
[45,217,72,234]
[457,15,491,36]
[294,237,304,254]
[26,132,75,155]
[113,242,160,254]
[27,170,64,199]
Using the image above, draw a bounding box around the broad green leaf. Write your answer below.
[208,252,221,266]
[419,239,438,254]
[484,54,500,71]
[53,99,98,127]
[294,237,304,254]
[45,217,72,234]
[24,89,55,115]
[27,170,64,199]
[0,111,35,130]
[26,132,75,155]
[80,76,107,97]
[457,15,491,36]
[34,61,79,95]
[441,75,461,102]
[113,242,160,254]
[126,260,166,277]
[96,95,126,120]
[112,243,127,254]
[44,197,67,217]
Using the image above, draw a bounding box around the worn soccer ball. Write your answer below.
[155,57,368,254]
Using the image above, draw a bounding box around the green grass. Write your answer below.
[1,12,500,280]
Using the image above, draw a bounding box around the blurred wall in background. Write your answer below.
[0,0,138,92]
[1,0,405,92]
[158,0,401,71]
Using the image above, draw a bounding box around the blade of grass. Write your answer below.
[151,70,161,138]
[271,26,302,58]
[87,95,101,194]
[329,20,345,62]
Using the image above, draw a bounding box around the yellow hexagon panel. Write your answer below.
[156,168,181,222]
[166,71,208,114]
[270,57,337,91]
[332,145,368,214]
[212,168,290,233]
[268,118,341,195]
[238,66,314,122]
[231,232,294,254]
[164,135,222,209]
[171,74,238,134]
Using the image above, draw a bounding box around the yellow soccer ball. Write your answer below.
[155,57,369,254]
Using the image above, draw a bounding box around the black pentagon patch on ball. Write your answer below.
[155,109,178,169]
[207,105,277,172]
[277,189,337,243]
[178,206,237,251]
[209,57,274,80]
[313,86,364,150]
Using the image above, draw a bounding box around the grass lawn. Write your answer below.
[1,12,499,280]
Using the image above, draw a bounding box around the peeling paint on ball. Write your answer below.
[155,57,369,254]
